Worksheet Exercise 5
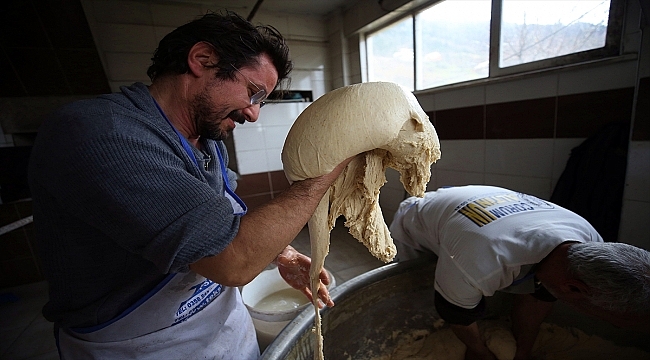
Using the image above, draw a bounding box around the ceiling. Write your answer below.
[0,0,354,100]
[154,0,353,17]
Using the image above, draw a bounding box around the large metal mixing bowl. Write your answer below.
[260,257,649,359]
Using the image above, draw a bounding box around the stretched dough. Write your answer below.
[282,82,441,359]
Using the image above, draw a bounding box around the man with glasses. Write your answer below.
[28,11,349,359]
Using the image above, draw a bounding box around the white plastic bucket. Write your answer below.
[241,267,336,351]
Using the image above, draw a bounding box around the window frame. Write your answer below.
[363,0,625,90]
[489,0,625,77]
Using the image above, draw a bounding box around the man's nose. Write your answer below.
[242,104,261,123]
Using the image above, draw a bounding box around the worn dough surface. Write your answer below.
[282,82,440,262]
[370,320,649,360]
[282,82,441,359]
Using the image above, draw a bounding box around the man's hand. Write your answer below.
[465,347,498,360]
[511,294,553,360]
[450,323,498,360]
[274,245,334,308]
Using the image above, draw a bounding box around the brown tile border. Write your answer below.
[486,97,555,139]
[427,87,636,140]
[240,193,273,212]
[270,170,290,192]
[234,172,270,197]
[556,87,634,138]
[0,257,43,288]
[434,105,484,140]
[632,77,649,141]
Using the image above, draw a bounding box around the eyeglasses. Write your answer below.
[231,64,267,108]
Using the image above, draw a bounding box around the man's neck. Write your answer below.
[149,79,199,146]
[536,242,571,284]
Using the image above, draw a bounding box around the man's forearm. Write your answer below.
[190,157,352,286]
[511,294,554,360]
[450,322,495,359]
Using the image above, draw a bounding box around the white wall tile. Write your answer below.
[384,168,403,190]
[328,31,343,57]
[551,138,585,181]
[266,148,284,172]
[287,42,328,70]
[485,139,554,178]
[348,73,363,85]
[485,74,558,104]
[233,125,266,152]
[624,141,650,202]
[259,102,307,126]
[149,3,205,27]
[433,85,485,111]
[382,209,397,226]
[311,80,328,99]
[289,70,317,90]
[153,26,176,43]
[415,93,435,112]
[435,139,485,172]
[88,0,152,25]
[331,76,345,91]
[263,126,291,150]
[640,24,650,78]
[484,174,553,200]
[95,23,157,52]
[286,15,327,40]
[558,61,638,96]
[348,50,361,79]
[254,12,290,38]
[104,52,151,82]
[379,186,407,222]
[237,150,269,175]
[618,199,650,250]
[0,125,13,147]
[433,170,485,190]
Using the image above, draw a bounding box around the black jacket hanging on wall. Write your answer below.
[550,121,630,243]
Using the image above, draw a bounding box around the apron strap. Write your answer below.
[153,98,247,215]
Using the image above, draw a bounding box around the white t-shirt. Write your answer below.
[389,185,603,310]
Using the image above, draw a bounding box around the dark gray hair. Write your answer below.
[567,242,650,314]
[147,11,292,87]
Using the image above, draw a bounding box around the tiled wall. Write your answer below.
[233,102,311,175]
[80,0,331,95]
[2,0,648,289]
[78,0,331,215]
[423,85,635,196]
[0,0,110,98]
[0,200,42,288]
[411,75,649,250]
[324,0,649,251]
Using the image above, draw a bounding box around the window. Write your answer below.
[365,0,622,90]
[367,16,414,90]
[499,0,611,68]
[416,0,491,89]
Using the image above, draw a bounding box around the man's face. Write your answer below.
[191,54,278,141]
[190,87,243,141]
[553,292,650,333]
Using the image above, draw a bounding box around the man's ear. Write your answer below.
[563,279,590,298]
[187,42,218,77]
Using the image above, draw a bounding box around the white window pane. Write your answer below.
[500,0,610,68]
[416,0,491,89]
[367,16,414,91]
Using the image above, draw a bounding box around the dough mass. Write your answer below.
[282,82,441,359]
[369,320,649,360]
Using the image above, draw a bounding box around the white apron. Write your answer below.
[57,102,257,359]
[58,273,259,359]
